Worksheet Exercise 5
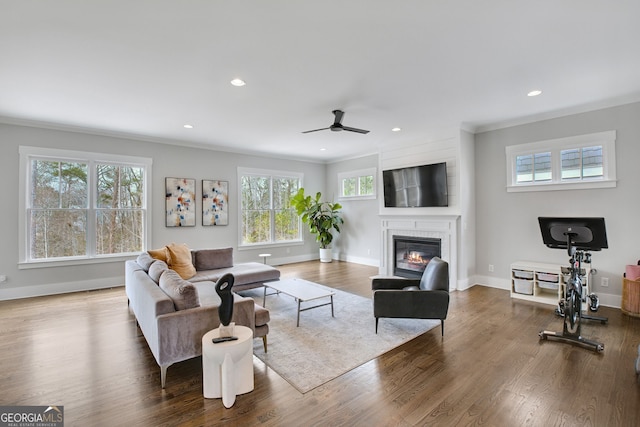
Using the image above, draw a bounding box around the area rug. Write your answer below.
[240,285,439,393]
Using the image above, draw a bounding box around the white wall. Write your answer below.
[474,101,640,307]
[0,123,326,299]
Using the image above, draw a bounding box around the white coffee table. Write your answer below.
[262,278,335,327]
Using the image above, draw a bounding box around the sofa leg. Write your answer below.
[161,365,169,389]
[262,335,268,353]
[441,319,445,337]
[375,317,379,334]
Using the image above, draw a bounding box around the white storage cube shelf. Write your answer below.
[509,261,588,306]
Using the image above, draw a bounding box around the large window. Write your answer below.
[238,168,301,246]
[338,168,376,200]
[506,131,616,192]
[19,147,151,266]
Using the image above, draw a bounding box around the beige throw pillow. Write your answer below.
[166,243,196,279]
[148,247,170,263]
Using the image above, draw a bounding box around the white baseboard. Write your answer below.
[336,254,379,267]
[268,253,318,266]
[471,275,622,309]
[472,275,511,290]
[0,276,124,301]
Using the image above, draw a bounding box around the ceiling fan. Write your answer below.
[302,110,370,134]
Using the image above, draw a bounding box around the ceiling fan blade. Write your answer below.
[332,110,344,125]
[342,126,370,134]
[302,127,330,134]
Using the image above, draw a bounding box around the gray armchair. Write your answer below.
[372,257,450,336]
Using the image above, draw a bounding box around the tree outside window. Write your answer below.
[30,160,88,259]
[240,170,301,245]
[338,168,376,199]
[22,147,150,263]
[506,131,615,193]
[96,164,145,255]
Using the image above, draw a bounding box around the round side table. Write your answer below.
[202,326,254,407]
[258,253,271,265]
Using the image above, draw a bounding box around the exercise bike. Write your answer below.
[537,217,608,353]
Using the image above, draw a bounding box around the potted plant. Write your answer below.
[290,188,343,262]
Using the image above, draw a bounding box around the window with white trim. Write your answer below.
[338,167,376,199]
[506,131,616,192]
[19,146,152,265]
[238,167,302,246]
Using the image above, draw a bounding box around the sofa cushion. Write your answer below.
[192,247,234,271]
[254,304,270,327]
[191,281,222,307]
[136,252,156,272]
[148,247,170,263]
[166,243,196,280]
[159,269,200,311]
[216,262,280,286]
[148,260,169,283]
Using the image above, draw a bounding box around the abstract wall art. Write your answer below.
[202,179,229,226]
[165,177,196,227]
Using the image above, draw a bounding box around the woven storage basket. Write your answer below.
[622,277,640,317]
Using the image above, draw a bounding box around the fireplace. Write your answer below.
[393,236,441,278]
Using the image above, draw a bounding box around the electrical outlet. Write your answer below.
[0,275,6,283]
[601,277,609,287]
[488,264,494,272]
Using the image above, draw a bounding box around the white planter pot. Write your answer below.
[319,248,332,263]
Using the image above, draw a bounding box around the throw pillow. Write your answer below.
[136,252,156,272]
[159,269,200,311]
[166,243,196,279]
[148,247,170,263]
[193,247,234,271]
[148,260,169,283]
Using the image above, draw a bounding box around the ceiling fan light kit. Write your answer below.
[303,110,370,134]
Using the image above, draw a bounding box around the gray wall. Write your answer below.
[0,123,325,299]
[326,154,380,266]
[474,101,640,306]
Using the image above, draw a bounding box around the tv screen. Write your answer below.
[383,162,448,207]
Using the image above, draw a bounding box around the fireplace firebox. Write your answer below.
[393,236,442,278]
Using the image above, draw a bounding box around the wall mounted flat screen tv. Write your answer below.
[383,162,448,207]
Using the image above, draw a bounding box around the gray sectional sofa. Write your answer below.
[125,247,280,388]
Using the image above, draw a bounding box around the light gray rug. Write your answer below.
[240,285,439,393]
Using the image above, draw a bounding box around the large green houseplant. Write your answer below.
[290,188,343,262]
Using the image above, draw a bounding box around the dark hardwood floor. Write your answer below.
[1,260,639,426]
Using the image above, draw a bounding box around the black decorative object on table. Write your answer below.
[215,273,235,326]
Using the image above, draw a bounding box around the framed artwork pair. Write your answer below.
[165,178,228,227]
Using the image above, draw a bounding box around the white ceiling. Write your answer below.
[2,1,640,162]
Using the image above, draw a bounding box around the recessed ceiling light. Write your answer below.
[320,148,327,151]
[183,124,193,129]
[392,127,402,132]
[527,90,542,97]
[230,78,246,87]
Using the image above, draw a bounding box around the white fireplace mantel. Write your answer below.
[380,215,459,291]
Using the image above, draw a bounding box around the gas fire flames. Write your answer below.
[405,251,428,266]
